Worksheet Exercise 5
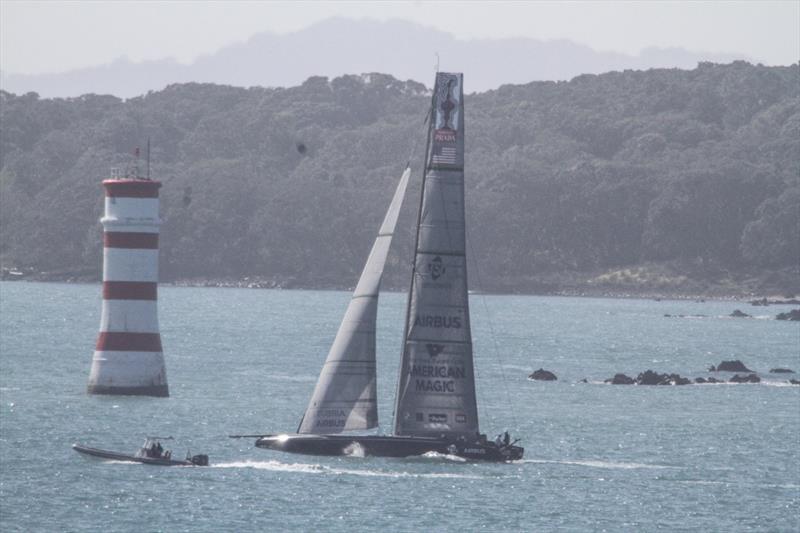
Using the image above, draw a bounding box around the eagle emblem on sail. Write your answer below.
[431,73,461,168]
[425,343,445,358]
[427,256,446,280]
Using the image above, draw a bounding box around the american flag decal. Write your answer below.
[433,147,457,165]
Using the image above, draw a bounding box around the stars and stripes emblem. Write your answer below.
[432,147,457,165]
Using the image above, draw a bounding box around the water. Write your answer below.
[1,282,798,532]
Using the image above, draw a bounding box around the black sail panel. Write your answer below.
[394,73,479,438]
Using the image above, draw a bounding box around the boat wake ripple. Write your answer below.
[212,459,486,479]
[519,459,678,470]
[415,451,467,462]
[342,442,365,457]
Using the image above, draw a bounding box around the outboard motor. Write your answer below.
[190,454,209,466]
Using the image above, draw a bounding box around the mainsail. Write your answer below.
[393,73,479,438]
[298,166,412,434]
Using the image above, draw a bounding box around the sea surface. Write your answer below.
[1,282,798,532]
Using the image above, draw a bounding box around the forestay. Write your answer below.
[393,73,480,439]
[298,167,412,434]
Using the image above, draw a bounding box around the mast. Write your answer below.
[393,73,478,439]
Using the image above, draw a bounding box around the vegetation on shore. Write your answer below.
[1,62,798,297]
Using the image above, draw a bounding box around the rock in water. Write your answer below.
[528,368,557,381]
[636,370,691,385]
[789,379,800,385]
[730,309,751,318]
[769,368,795,374]
[713,360,754,373]
[606,373,635,385]
[636,370,665,385]
[696,377,724,384]
[775,309,800,321]
[669,374,692,386]
[729,374,761,383]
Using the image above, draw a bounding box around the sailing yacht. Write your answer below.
[250,73,523,462]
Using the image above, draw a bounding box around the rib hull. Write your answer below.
[72,444,207,466]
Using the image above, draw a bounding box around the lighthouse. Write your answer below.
[87,168,168,397]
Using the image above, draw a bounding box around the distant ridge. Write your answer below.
[2,63,797,297]
[0,17,749,98]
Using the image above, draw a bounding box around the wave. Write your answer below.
[261,373,316,382]
[519,459,677,470]
[413,451,467,463]
[588,379,799,387]
[211,459,487,479]
[671,479,799,490]
[665,314,774,320]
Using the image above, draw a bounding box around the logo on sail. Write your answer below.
[426,343,445,358]
[414,314,462,329]
[432,74,459,166]
[314,408,348,428]
[428,413,447,424]
[427,256,446,280]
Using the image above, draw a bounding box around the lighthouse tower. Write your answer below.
[87,168,168,397]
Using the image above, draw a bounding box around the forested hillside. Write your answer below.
[1,62,798,295]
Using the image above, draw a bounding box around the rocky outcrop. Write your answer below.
[636,370,692,385]
[750,298,800,306]
[710,360,754,373]
[769,368,795,374]
[695,377,724,384]
[790,379,800,385]
[605,371,691,385]
[605,373,635,385]
[729,374,761,383]
[730,309,751,318]
[775,309,800,321]
[528,368,557,381]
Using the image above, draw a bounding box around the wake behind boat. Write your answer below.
[236,72,523,462]
[73,437,209,466]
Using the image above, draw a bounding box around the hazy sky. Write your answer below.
[1,0,798,75]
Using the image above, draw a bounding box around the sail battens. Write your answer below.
[414,250,466,258]
[405,338,472,346]
[350,294,380,300]
[394,73,479,439]
[298,167,411,435]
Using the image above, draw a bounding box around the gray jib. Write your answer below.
[394,73,479,438]
[298,167,411,434]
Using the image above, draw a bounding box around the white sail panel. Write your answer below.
[394,73,480,438]
[298,167,411,434]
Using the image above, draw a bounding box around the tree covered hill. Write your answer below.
[1,62,798,295]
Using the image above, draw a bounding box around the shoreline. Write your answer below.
[2,275,797,304]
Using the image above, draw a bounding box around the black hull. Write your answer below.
[87,384,169,397]
[255,434,523,462]
[72,444,207,466]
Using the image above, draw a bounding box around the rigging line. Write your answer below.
[405,106,431,169]
[390,88,438,434]
[464,229,520,431]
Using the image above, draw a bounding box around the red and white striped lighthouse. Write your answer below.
[87,174,169,397]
